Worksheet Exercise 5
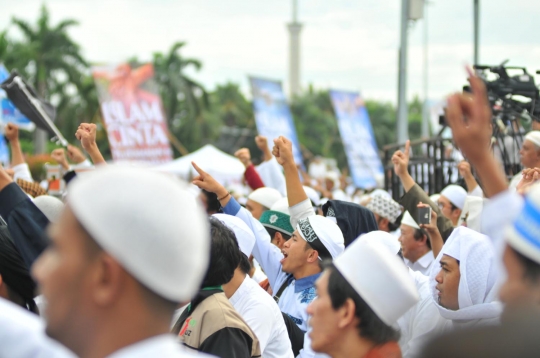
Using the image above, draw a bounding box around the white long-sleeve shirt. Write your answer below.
[230,275,293,358]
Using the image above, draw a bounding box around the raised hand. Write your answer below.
[75,123,98,152]
[66,145,87,164]
[4,123,19,143]
[417,202,443,257]
[191,162,228,199]
[255,135,272,161]
[51,148,69,170]
[516,168,540,195]
[272,136,295,168]
[458,161,473,179]
[234,148,252,168]
[392,140,410,178]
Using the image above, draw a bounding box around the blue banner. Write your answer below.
[0,64,35,131]
[249,77,303,165]
[330,90,383,188]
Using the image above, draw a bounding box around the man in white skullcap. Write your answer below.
[307,237,419,358]
[191,160,345,358]
[213,214,294,358]
[430,226,502,331]
[438,185,467,227]
[32,166,211,358]
[358,231,447,358]
[246,187,282,220]
[399,211,434,276]
[509,131,540,191]
[365,194,403,236]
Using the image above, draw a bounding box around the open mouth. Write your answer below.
[280,250,289,264]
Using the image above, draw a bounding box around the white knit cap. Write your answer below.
[303,186,321,206]
[271,197,291,215]
[296,216,344,260]
[32,196,64,223]
[441,185,467,210]
[247,187,282,209]
[401,211,420,230]
[506,184,540,264]
[366,195,402,224]
[357,231,401,255]
[212,214,255,257]
[68,166,210,302]
[430,194,441,203]
[524,131,540,147]
[334,239,419,325]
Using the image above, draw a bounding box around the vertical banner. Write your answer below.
[329,90,383,188]
[249,77,303,165]
[92,63,173,163]
[0,64,35,131]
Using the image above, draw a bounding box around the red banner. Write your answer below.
[92,63,173,163]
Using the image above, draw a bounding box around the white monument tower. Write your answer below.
[288,0,302,98]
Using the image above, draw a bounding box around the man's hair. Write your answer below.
[413,228,431,250]
[201,218,243,287]
[202,189,222,214]
[266,227,291,241]
[511,246,540,283]
[238,253,251,275]
[323,262,400,345]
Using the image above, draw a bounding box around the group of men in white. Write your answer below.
[2,70,540,358]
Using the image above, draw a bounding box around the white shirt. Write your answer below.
[405,250,434,276]
[107,334,211,358]
[0,298,75,358]
[230,275,293,358]
[398,269,448,358]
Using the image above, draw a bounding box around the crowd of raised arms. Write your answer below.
[3,70,540,358]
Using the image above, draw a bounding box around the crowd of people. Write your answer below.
[1,69,540,358]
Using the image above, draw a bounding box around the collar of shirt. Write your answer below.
[415,250,434,268]
[294,272,321,293]
[229,275,251,306]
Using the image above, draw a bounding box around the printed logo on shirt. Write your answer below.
[300,286,316,304]
[287,314,303,326]
[179,317,195,337]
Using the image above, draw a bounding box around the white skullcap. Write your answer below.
[370,189,392,200]
[441,185,467,210]
[32,196,64,223]
[366,195,402,224]
[271,197,290,215]
[458,196,484,232]
[212,214,255,257]
[430,194,441,203]
[401,211,420,230]
[506,184,540,264]
[247,187,282,209]
[68,166,210,302]
[525,131,540,148]
[296,216,344,260]
[334,239,419,325]
[357,231,401,255]
[303,186,321,206]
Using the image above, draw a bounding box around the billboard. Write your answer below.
[92,63,173,163]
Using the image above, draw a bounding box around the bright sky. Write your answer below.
[3,0,540,103]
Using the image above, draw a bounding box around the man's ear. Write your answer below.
[91,254,126,307]
[306,248,319,264]
[337,298,358,329]
[379,217,389,231]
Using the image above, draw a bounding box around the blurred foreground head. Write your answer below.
[32,166,210,357]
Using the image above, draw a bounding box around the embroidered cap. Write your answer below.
[260,210,294,236]
[366,195,402,224]
[296,216,344,261]
[334,238,419,325]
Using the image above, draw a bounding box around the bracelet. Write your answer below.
[218,192,231,201]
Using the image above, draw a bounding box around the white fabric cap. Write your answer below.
[524,131,540,148]
[357,231,401,255]
[370,189,392,199]
[68,166,210,302]
[401,211,420,230]
[429,226,502,321]
[505,184,540,264]
[440,185,467,210]
[296,215,344,260]
[366,195,402,224]
[212,214,255,257]
[32,196,64,223]
[270,197,290,215]
[303,186,321,206]
[334,239,419,325]
[247,187,282,209]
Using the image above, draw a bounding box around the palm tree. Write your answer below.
[153,42,219,153]
[11,5,88,153]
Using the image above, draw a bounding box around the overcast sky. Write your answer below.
[3,0,540,103]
